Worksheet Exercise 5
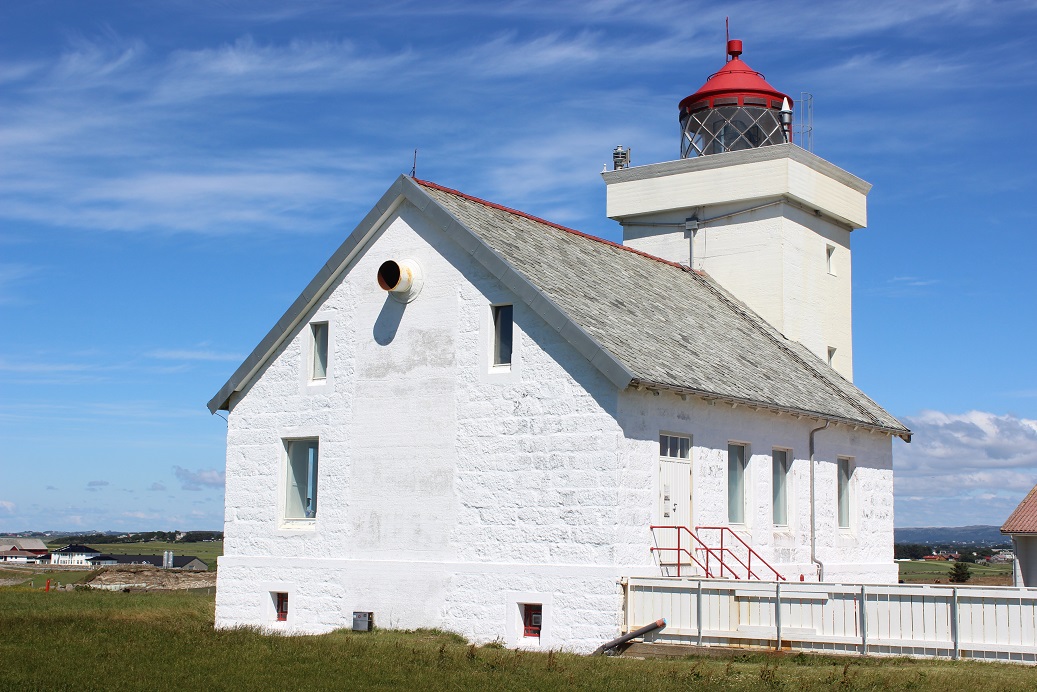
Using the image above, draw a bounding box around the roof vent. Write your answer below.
[377,259,423,303]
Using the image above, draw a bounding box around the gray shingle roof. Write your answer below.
[208,175,908,440]
[418,180,908,438]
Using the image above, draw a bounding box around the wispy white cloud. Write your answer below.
[148,349,243,362]
[0,500,14,514]
[0,264,39,305]
[174,466,225,491]
[895,410,1037,526]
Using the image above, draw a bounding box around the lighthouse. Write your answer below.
[603,40,868,382]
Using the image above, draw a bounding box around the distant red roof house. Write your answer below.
[1002,485,1037,534]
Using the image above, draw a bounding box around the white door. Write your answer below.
[658,457,693,565]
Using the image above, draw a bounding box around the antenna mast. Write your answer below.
[410,149,418,178]
[725,17,730,61]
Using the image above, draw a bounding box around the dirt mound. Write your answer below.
[86,565,216,590]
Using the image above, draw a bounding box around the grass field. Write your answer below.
[45,540,223,570]
[898,560,1013,585]
[1,588,1034,691]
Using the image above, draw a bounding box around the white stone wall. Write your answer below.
[219,201,643,652]
[217,197,896,653]
[617,388,896,583]
[622,200,853,381]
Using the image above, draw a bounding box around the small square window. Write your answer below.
[285,439,318,520]
[311,322,329,380]
[826,244,836,275]
[492,305,513,366]
[274,592,288,621]
[522,603,542,638]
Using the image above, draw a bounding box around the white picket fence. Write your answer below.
[624,577,1037,664]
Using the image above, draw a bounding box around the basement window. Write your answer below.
[274,592,289,622]
[311,322,329,380]
[492,304,513,367]
[285,439,319,520]
[826,244,836,275]
[522,603,542,639]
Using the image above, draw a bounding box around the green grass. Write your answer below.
[0,588,1034,691]
[46,540,223,570]
[898,560,1013,585]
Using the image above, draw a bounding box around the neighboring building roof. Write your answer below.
[1002,485,1037,534]
[0,537,48,552]
[207,175,909,440]
[53,544,100,554]
[86,554,208,569]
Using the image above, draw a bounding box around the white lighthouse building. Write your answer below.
[210,39,908,652]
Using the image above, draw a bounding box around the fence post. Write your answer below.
[951,587,960,660]
[696,580,704,646]
[775,580,782,651]
[859,584,867,656]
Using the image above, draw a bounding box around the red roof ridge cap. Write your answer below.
[412,177,693,273]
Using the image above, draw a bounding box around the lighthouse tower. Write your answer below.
[603,40,869,382]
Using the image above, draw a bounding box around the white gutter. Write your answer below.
[809,421,830,581]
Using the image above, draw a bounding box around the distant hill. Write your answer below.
[895,525,1010,546]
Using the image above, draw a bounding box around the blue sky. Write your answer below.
[1,0,1036,532]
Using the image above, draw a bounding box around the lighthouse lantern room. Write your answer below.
[680,40,793,158]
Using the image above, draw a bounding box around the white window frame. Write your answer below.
[727,442,750,525]
[659,432,692,461]
[481,301,521,383]
[826,244,836,275]
[261,581,294,629]
[837,456,854,530]
[300,311,335,395]
[310,321,329,381]
[772,448,791,527]
[827,347,836,368]
[505,591,552,649]
[281,438,319,528]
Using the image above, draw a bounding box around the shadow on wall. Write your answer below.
[374,294,406,345]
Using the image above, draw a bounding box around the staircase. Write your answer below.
[650,525,785,580]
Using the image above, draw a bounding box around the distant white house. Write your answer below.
[50,544,101,566]
[208,42,910,652]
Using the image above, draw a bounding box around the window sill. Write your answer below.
[278,519,317,532]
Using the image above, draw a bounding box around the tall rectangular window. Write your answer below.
[772,449,789,526]
[286,439,319,519]
[728,443,746,524]
[827,347,836,368]
[492,305,513,366]
[311,322,329,380]
[838,458,852,528]
[826,244,836,275]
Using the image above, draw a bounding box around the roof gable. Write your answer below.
[1003,485,1037,534]
[208,176,908,439]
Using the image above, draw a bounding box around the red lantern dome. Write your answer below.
[679,40,793,158]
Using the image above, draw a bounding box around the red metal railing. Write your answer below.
[649,525,740,578]
[695,526,786,581]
